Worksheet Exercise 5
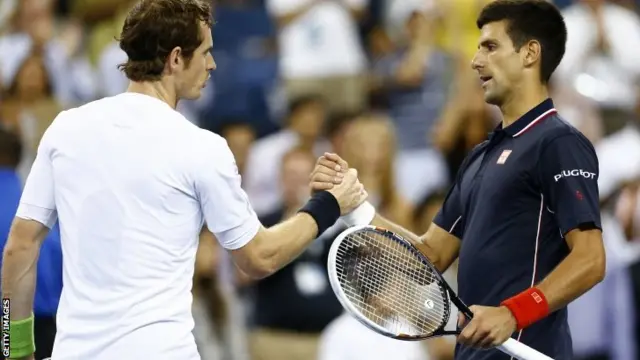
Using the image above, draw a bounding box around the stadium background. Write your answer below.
[1,0,640,359]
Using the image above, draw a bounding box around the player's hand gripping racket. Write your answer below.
[327,225,553,360]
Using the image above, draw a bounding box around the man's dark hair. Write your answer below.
[117,0,213,82]
[0,128,23,169]
[476,0,567,83]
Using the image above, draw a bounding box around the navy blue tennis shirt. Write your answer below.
[434,99,601,360]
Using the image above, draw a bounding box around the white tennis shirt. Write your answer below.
[15,92,261,360]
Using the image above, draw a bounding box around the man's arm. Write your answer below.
[310,153,462,273]
[195,141,365,279]
[2,219,49,320]
[2,121,58,359]
[535,228,605,312]
[531,133,605,312]
[370,215,460,273]
[230,212,320,278]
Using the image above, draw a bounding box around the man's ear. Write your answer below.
[166,46,183,73]
[522,40,541,68]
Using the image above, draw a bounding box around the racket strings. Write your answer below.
[335,230,450,336]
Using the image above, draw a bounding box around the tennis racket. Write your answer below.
[326,225,553,360]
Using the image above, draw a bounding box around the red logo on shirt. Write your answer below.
[575,190,583,201]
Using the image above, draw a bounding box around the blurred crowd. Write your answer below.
[1,0,640,359]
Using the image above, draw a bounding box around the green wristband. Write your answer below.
[9,313,35,358]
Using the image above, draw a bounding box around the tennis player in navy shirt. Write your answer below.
[310,1,605,359]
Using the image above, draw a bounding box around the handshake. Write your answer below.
[309,152,370,217]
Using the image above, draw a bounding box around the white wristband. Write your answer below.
[340,201,376,227]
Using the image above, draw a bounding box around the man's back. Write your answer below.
[45,93,226,359]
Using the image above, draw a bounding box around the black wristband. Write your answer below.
[298,191,341,236]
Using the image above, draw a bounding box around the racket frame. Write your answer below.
[327,224,463,340]
[327,225,555,360]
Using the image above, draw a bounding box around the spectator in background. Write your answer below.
[410,189,456,360]
[0,51,62,181]
[244,94,331,216]
[432,78,497,182]
[370,3,454,203]
[0,0,17,33]
[549,81,604,145]
[0,0,96,106]
[412,189,447,235]
[567,195,638,360]
[0,128,62,360]
[340,114,413,228]
[216,120,257,178]
[568,261,637,360]
[325,110,361,157]
[266,0,369,113]
[192,228,227,360]
[318,311,428,360]
[557,0,640,135]
[248,147,344,360]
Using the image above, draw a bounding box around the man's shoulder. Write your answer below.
[195,128,231,153]
[537,114,596,151]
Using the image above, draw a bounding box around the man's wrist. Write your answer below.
[9,313,36,359]
[340,201,375,227]
[500,287,549,331]
[298,191,341,236]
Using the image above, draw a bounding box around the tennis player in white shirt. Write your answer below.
[0,1,367,359]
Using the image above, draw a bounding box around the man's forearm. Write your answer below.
[370,215,458,273]
[1,239,39,320]
[371,214,421,244]
[256,213,320,276]
[535,246,605,312]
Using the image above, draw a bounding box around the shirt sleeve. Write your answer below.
[194,138,262,250]
[538,133,602,235]
[433,182,464,239]
[15,127,58,229]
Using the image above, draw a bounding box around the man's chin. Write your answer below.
[182,89,202,101]
[483,92,501,106]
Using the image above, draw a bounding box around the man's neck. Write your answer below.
[500,83,549,129]
[126,80,178,109]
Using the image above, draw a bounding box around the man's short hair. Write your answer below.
[476,0,567,83]
[0,128,22,168]
[117,0,213,82]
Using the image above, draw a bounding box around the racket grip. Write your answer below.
[497,338,554,360]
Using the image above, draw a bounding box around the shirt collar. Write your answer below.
[496,98,557,138]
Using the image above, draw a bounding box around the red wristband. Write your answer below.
[500,287,549,330]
